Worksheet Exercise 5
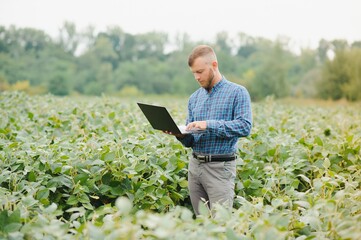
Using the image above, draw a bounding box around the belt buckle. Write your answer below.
[198,154,211,162]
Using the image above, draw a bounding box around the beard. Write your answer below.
[204,68,215,91]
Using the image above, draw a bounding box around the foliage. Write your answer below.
[249,41,290,100]
[1,92,361,239]
[319,48,361,101]
[1,24,361,100]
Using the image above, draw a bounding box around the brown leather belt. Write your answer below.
[192,153,237,163]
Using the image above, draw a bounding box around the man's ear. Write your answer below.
[212,61,218,68]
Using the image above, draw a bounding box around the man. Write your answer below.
[166,45,252,215]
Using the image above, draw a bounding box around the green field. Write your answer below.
[1,91,361,239]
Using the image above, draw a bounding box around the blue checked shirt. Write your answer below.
[178,77,252,155]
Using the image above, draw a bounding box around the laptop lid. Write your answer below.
[137,102,183,134]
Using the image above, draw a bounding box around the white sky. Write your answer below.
[0,0,360,50]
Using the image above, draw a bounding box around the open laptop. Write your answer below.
[137,102,205,135]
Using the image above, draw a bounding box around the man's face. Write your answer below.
[190,57,215,91]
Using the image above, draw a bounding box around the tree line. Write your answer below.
[0,22,360,101]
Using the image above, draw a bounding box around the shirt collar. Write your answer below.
[204,76,226,94]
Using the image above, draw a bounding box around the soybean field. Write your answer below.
[1,91,361,239]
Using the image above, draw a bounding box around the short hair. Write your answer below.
[188,45,217,67]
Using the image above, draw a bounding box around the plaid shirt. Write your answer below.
[178,77,252,155]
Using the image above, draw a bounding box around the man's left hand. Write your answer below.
[186,121,207,130]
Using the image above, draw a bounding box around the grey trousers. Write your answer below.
[188,157,236,215]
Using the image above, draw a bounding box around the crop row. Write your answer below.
[1,91,361,239]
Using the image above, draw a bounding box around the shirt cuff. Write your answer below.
[206,120,218,131]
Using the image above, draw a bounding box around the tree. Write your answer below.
[318,48,361,101]
[288,48,319,97]
[250,42,289,100]
[2,23,359,100]
[15,27,51,54]
[318,50,347,100]
[0,26,9,53]
[236,33,257,59]
[74,35,117,95]
[214,31,232,55]
[294,68,322,98]
[57,21,79,55]
[99,26,126,66]
[330,39,348,51]
[135,31,168,60]
[317,39,331,63]
[48,75,70,96]
[339,49,361,101]
[351,41,361,49]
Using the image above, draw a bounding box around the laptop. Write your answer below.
[137,102,205,135]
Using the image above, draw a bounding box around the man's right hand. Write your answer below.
[163,131,186,139]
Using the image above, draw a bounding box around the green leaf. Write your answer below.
[314,136,323,146]
[28,112,34,120]
[44,203,58,214]
[271,198,284,208]
[21,196,38,207]
[323,158,331,169]
[66,195,78,205]
[243,179,251,188]
[294,201,310,209]
[249,179,263,189]
[0,210,8,231]
[28,171,37,182]
[134,162,146,172]
[110,186,123,195]
[108,112,116,120]
[8,209,20,223]
[74,173,89,184]
[178,179,188,188]
[102,151,116,161]
[83,202,94,210]
[160,196,174,206]
[99,184,112,194]
[268,148,276,156]
[346,135,353,143]
[4,223,22,233]
[8,142,19,148]
[79,194,90,204]
[170,191,184,200]
[36,188,50,201]
[49,175,73,189]
[298,174,311,185]
[0,209,21,233]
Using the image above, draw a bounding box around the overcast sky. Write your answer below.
[1,0,360,50]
